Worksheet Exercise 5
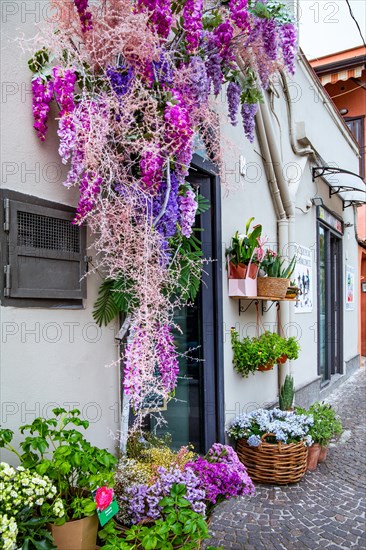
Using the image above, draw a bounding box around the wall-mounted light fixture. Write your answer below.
[344,222,354,228]
[311,197,324,207]
[339,108,349,116]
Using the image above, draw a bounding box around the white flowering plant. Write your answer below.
[0,408,117,524]
[0,462,64,550]
[226,408,314,447]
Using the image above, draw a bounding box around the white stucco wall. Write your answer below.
[220,54,360,428]
[0,5,120,456]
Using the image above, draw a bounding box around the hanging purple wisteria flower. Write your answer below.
[241,102,258,143]
[140,147,164,189]
[179,188,197,238]
[155,324,179,393]
[280,23,297,75]
[53,67,77,116]
[183,0,203,53]
[152,171,180,250]
[227,81,241,126]
[229,0,250,31]
[73,0,93,32]
[214,21,235,63]
[262,19,278,61]
[189,56,209,106]
[31,77,53,142]
[73,171,102,224]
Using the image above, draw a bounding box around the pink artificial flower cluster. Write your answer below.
[183,0,203,53]
[31,77,53,142]
[178,189,198,238]
[73,0,93,33]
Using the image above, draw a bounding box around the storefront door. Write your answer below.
[317,208,343,384]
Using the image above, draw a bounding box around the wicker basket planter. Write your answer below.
[257,277,290,299]
[236,433,308,485]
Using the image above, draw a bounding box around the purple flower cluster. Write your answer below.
[155,324,179,393]
[183,0,203,53]
[280,23,297,75]
[178,188,197,238]
[57,114,76,164]
[189,56,209,106]
[206,50,223,96]
[126,466,206,523]
[164,92,194,178]
[262,19,278,61]
[153,54,173,86]
[31,77,53,142]
[213,22,234,63]
[107,66,134,96]
[186,444,255,504]
[229,0,249,31]
[140,147,164,189]
[136,0,172,38]
[227,81,241,126]
[73,171,102,224]
[241,102,258,143]
[73,0,93,32]
[153,171,179,247]
[164,93,193,158]
[53,67,77,116]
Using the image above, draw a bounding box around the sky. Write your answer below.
[298,0,366,60]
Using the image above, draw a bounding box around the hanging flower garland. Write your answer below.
[29,0,297,423]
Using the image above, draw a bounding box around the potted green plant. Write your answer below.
[0,408,117,550]
[258,251,297,298]
[286,280,300,300]
[231,329,284,376]
[296,402,342,470]
[226,218,263,279]
[277,336,301,364]
[0,461,65,550]
[279,375,295,411]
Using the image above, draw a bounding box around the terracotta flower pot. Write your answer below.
[277,355,288,364]
[318,446,329,463]
[229,261,258,280]
[50,515,98,550]
[306,444,321,471]
[257,363,274,372]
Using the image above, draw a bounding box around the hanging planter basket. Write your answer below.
[257,277,290,299]
[257,363,275,372]
[236,433,308,485]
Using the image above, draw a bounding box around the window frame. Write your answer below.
[0,189,87,308]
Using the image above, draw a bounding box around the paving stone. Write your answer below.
[203,366,366,549]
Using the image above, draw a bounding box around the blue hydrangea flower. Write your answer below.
[247,435,261,447]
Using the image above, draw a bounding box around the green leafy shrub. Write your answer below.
[296,402,342,446]
[0,408,117,523]
[99,483,221,550]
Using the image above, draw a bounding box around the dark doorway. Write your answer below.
[317,219,343,384]
[148,156,224,452]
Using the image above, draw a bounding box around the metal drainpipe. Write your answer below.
[259,98,295,385]
[256,107,287,221]
[279,70,315,157]
[255,102,289,389]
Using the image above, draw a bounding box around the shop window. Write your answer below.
[1,190,87,307]
[345,116,365,179]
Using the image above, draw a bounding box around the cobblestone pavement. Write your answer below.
[205,366,366,550]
